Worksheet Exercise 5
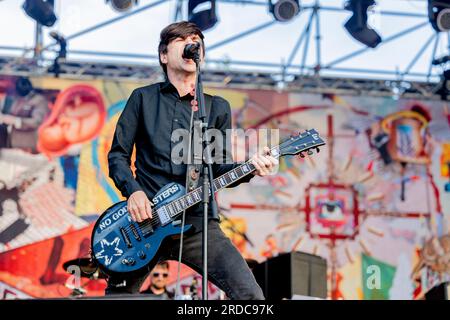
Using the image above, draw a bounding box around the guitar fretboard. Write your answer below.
[143,129,325,228]
[160,148,280,220]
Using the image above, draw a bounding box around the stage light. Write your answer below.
[344,0,382,48]
[106,0,138,13]
[268,0,300,22]
[188,0,218,31]
[22,0,57,27]
[428,0,450,32]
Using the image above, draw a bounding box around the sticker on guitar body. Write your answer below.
[152,184,180,205]
[95,237,123,266]
[99,206,128,232]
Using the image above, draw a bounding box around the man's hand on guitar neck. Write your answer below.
[128,190,154,222]
[250,146,278,177]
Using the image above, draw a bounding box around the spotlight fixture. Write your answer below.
[22,0,57,27]
[344,0,382,48]
[268,0,300,22]
[106,0,138,13]
[188,0,218,31]
[428,0,450,32]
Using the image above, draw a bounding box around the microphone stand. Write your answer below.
[192,52,218,300]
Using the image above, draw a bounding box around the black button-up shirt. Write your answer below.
[108,79,253,226]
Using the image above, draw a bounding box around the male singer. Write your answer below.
[107,21,277,299]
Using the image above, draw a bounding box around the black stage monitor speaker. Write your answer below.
[253,251,327,300]
[425,282,449,300]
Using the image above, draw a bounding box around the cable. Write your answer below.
[174,86,197,299]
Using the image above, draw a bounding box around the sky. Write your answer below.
[0,0,449,82]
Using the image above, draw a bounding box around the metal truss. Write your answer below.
[0,55,444,101]
[0,0,448,93]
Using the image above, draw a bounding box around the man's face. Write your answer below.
[150,265,169,290]
[160,34,204,75]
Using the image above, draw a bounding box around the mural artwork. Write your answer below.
[0,75,449,299]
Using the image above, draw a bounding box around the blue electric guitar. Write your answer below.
[91,129,325,277]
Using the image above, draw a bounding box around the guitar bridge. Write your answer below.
[141,223,154,238]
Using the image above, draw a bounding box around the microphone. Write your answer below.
[182,42,200,60]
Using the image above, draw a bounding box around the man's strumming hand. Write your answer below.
[127,190,153,222]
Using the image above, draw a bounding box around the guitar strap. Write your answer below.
[185,95,213,192]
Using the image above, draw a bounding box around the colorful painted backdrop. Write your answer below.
[0,75,449,299]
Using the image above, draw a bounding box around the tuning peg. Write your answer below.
[299,152,305,158]
[307,149,313,156]
[316,147,320,153]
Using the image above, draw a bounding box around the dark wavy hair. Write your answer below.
[156,260,169,270]
[158,21,205,75]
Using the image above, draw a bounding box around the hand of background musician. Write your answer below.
[250,146,278,177]
[127,190,154,222]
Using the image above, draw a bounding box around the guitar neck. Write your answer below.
[161,147,280,220]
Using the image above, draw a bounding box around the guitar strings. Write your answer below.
[120,136,306,235]
[120,141,291,235]
[120,158,253,234]
[121,158,258,235]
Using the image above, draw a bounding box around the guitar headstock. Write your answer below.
[278,129,326,158]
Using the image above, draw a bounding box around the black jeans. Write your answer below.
[105,219,264,300]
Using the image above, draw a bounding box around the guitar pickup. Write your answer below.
[142,224,154,238]
[119,227,133,248]
[129,224,141,241]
